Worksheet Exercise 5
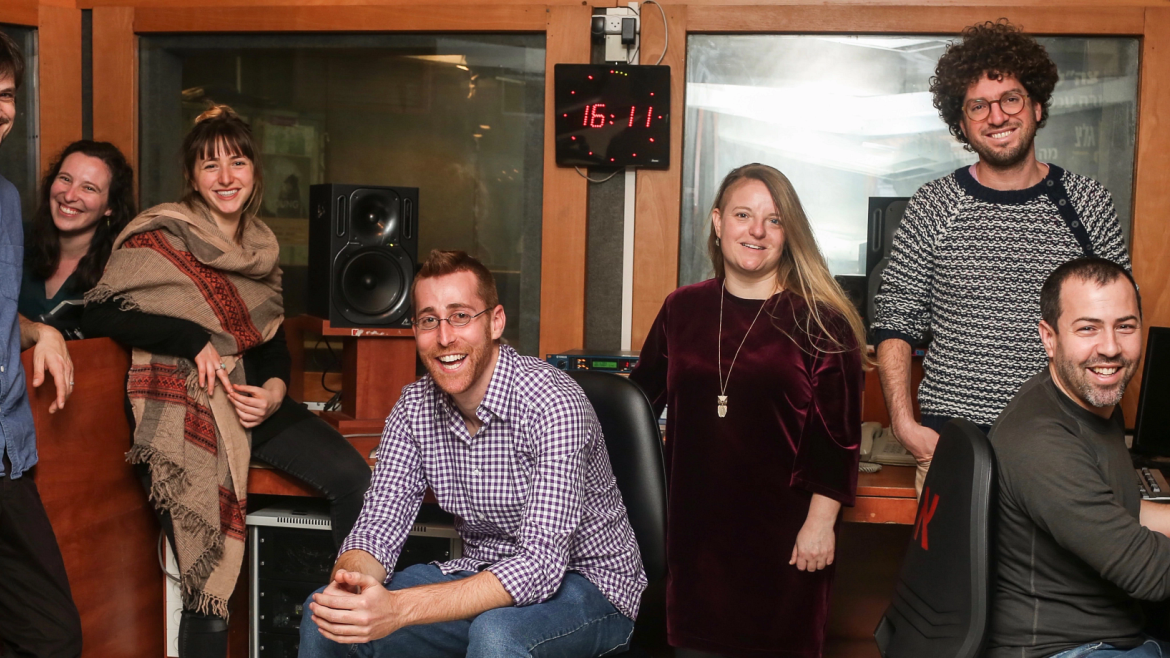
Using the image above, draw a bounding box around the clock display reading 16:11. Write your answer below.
[582,104,655,129]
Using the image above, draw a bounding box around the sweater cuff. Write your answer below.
[872,329,920,349]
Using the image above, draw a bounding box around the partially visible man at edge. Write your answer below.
[871,20,1131,495]
[299,249,646,657]
[988,257,1170,658]
[0,29,83,658]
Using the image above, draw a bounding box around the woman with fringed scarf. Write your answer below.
[81,105,372,658]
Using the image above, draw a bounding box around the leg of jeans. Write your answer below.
[252,416,372,546]
[299,564,475,658]
[1050,640,1170,658]
[1092,640,1170,657]
[466,572,634,658]
[0,473,83,658]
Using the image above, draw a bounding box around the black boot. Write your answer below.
[177,610,228,658]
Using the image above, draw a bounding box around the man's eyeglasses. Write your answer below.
[963,91,1029,122]
[412,308,490,331]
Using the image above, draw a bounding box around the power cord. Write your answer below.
[630,0,668,66]
[574,166,624,183]
[158,531,180,584]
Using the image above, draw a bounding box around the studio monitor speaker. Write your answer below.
[865,196,910,330]
[308,184,419,328]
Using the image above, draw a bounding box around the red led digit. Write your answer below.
[590,104,607,128]
[583,105,589,127]
[628,106,637,127]
[645,106,653,128]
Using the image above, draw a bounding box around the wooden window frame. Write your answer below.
[91,3,591,359]
[0,1,82,179]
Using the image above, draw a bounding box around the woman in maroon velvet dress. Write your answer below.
[630,163,867,658]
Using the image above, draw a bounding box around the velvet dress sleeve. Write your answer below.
[629,299,669,416]
[789,321,863,506]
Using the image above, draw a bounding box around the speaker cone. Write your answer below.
[339,250,405,315]
[350,190,400,244]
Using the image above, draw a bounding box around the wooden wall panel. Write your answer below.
[92,7,137,174]
[538,4,591,358]
[686,5,1146,33]
[77,0,1170,8]
[1125,7,1170,421]
[37,4,82,176]
[0,1,38,27]
[133,5,547,31]
[631,3,685,351]
[26,339,163,658]
[90,0,575,6]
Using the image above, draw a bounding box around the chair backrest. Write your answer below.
[874,418,996,658]
[567,371,668,582]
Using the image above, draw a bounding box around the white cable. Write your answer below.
[574,166,624,183]
[639,0,668,66]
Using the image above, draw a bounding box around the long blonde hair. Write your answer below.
[708,163,871,367]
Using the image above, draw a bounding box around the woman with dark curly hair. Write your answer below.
[19,140,135,338]
[871,20,1130,494]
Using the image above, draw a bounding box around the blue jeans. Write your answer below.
[298,563,635,657]
[1050,639,1170,658]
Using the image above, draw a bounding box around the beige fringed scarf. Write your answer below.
[86,202,283,618]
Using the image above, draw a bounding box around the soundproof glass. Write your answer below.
[680,35,1140,285]
[138,34,545,356]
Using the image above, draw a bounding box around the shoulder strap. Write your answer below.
[1042,174,1095,257]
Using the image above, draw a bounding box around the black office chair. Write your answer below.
[566,371,667,654]
[874,418,997,658]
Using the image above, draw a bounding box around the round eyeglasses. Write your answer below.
[412,308,490,331]
[963,91,1029,122]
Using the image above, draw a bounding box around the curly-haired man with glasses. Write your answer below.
[872,20,1130,494]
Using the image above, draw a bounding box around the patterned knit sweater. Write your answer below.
[872,165,1129,426]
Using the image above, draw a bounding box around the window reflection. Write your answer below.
[140,34,545,355]
[682,35,1139,284]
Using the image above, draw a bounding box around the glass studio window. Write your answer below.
[0,24,38,224]
[139,34,545,355]
[680,35,1140,285]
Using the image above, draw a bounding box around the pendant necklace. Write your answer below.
[717,282,772,418]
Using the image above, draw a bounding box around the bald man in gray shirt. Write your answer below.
[989,258,1170,658]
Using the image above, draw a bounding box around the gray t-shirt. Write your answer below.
[987,369,1170,658]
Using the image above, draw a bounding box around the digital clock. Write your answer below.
[554,64,671,169]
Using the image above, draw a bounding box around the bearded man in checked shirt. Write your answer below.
[300,249,647,657]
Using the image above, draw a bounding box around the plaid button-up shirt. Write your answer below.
[341,344,647,619]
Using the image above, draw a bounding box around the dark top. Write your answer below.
[19,264,85,338]
[19,262,80,319]
[629,278,862,658]
[988,369,1170,658]
[81,300,312,445]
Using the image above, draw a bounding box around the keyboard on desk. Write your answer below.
[1136,466,1170,501]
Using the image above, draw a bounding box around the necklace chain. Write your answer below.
[717,282,773,417]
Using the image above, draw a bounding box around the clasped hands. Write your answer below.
[310,568,408,644]
[193,342,283,428]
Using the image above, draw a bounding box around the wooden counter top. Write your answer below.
[844,465,918,525]
[251,461,920,525]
